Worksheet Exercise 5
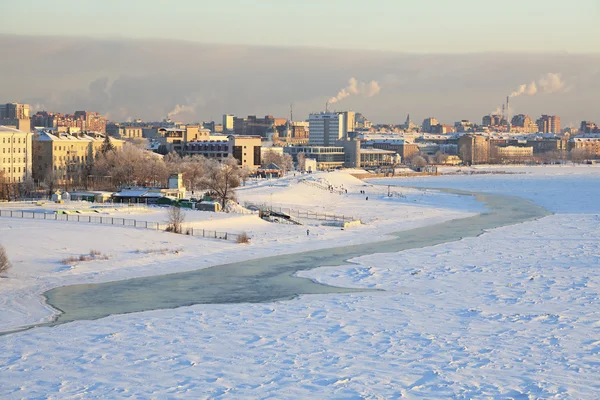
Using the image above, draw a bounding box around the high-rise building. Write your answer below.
[422,117,439,133]
[308,112,344,146]
[1,102,32,133]
[223,114,234,133]
[340,111,355,137]
[536,115,561,134]
[233,115,274,138]
[482,114,504,127]
[0,102,30,119]
[580,121,599,134]
[458,134,490,165]
[74,111,107,133]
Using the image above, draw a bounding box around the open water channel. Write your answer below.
[4,187,550,335]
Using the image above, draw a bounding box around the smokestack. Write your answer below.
[506,96,510,123]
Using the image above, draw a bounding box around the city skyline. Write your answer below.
[1,0,598,126]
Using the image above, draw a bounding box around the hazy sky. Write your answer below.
[2,0,599,53]
[1,1,599,125]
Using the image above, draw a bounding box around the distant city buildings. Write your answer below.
[1,102,31,132]
[511,114,538,133]
[536,115,561,134]
[32,110,107,133]
[580,121,599,134]
[422,117,439,133]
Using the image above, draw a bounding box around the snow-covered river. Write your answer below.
[11,187,547,333]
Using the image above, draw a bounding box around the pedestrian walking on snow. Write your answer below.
[307,229,310,236]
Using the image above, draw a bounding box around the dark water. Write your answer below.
[4,188,550,334]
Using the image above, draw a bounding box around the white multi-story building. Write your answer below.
[222,114,234,133]
[0,125,33,183]
[308,112,344,146]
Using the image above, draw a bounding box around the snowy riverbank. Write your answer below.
[1,166,599,398]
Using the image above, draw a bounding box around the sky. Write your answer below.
[2,0,599,53]
[1,0,599,124]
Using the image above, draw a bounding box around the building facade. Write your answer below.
[183,135,262,168]
[458,134,490,164]
[222,114,234,133]
[308,112,344,146]
[233,115,274,138]
[490,145,534,163]
[33,132,124,185]
[106,124,143,140]
[0,126,32,183]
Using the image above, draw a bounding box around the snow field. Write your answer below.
[0,170,477,330]
[1,166,599,398]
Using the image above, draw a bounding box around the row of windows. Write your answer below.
[2,158,26,163]
[186,144,228,151]
[1,167,26,173]
[4,176,22,183]
[2,147,26,153]
[1,137,25,144]
[54,155,88,162]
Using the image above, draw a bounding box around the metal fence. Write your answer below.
[299,179,346,195]
[0,209,244,242]
[244,202,356,222]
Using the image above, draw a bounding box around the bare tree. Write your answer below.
[261,150,293,174]
[0,244,11,275]
[200,156,241,209]
[165,154,207,192]
[297,152,306,171]
[408,154,427,168]
[42,169,60,195]
[166,206,186,234]
[434,151,448,164]
[93,143,168,189]
[239,165,251,186]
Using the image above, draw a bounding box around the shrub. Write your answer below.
[0,244,12,274]
[166,206,185,234]
[236,232,250,244]
[61,251,108,265]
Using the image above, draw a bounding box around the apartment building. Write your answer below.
[0,126,32,183]
[106,124,143,140]
[537,115,561,134]
[33,132,123,185]
[458,134,490,164]
[183,135,262,168]
[490,145,534,163]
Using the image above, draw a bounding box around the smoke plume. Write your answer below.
[329,77,381,104]
[510,82,537,97]
[509,72,568,98]
[167,104,195,120]
[538,72,566,93]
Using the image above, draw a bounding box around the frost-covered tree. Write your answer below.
[200,156,241,208]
